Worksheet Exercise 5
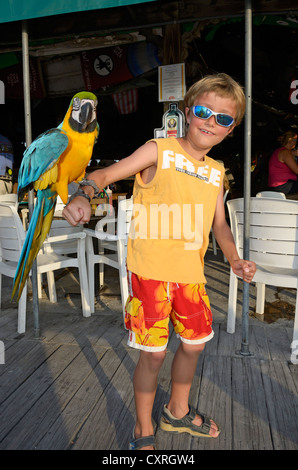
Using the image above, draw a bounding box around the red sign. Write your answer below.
[81,46,133,90]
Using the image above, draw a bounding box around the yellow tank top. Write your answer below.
[126,137,224,283]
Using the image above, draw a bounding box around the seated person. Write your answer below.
[268,130,298,194]
[0,134,14,195]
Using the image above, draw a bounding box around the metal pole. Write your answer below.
[239,0,253,356]
[22,20,40,338]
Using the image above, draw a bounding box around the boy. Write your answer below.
[63,73,256,450]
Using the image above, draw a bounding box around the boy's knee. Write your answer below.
[180,341,205,355]
[140,349,167,371]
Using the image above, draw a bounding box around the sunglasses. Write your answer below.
[191,105,234,128]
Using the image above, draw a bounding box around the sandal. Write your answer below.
[160,404,220,438]
[129,432,156,450]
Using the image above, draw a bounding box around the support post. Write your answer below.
[22,20,40,338]
[239,0,253,357]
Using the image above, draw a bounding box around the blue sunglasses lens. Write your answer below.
[192,106,234,127]
[216,113,234,127]
[194,106,212,119]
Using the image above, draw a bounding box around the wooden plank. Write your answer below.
[2,345,106,450]
[0,343,81,446]
[247,324,270,360]
[289,362,298,394]
[0,341,59,404]
[144,347,175,451]
[0,324,297,450]
[70,347,130,450]
[107,348,140,450]
[260,360,298,450]
[265,326,293,361]
[190,355,233,450]
[204,322,220,355]
[156,353,204,451]
[216,323,243,357]
[74,315,124,348]
[0,306,21,337]
[94,322,128,350]
[40,312,108,346]
[36,346,109,449]
[0,272,297,451]
[231,358,273,450]
[0,339,38,378]
[156,355,233,450]
[218,323,264,359]
[0,338,17,363]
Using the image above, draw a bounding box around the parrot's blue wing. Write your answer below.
[12,129,69,301]
[18,128,69,191]
[12,188,56,301]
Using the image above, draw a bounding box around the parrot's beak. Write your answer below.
[80,102,93,130]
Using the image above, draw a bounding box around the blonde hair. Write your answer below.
[184,73,246,126]
[277,130,297,146]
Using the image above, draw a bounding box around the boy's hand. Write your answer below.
[62,196,92,226]
[231,259,256,283]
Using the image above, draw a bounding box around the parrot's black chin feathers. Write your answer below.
[69,116,97,133]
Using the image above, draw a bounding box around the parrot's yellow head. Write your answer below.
[68,91,98,134]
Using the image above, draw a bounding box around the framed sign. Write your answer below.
[158,63,185,102]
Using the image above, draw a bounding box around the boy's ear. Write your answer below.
[185,107,190,123]
[227,124,236,135]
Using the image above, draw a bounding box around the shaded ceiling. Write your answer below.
[1,0,298,187]
[1,0,298,49]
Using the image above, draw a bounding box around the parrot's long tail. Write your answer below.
[12,190,56,301]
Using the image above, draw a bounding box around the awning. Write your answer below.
[0,0,156,24]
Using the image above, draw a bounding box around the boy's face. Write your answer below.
[185,91,237,150]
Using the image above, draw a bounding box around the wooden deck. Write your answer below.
[0,250,297,451]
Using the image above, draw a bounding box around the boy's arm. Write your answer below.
[212,186,256,283]
[62,141,157,226]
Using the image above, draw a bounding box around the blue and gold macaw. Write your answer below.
[12,91,99,300]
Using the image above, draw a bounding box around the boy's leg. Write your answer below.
[166,341,220,438]
[133,349,166,449]
[125,272,173,448]
[165,283,220,437]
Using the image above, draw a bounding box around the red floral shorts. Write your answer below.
[124,271,214,351]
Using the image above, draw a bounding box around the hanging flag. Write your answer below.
[112,88,138,114]
[0,57,45,99]
[81,42,160,91]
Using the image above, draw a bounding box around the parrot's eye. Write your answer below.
[73,97,80,110]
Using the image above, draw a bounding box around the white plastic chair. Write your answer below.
[38,187,89,300]
[227,197,298,356]
[47,218,84,256]
[211,188,229,261]
[0,203,90,334]
[0,193,18,206]
[256,191,286,199]
[39,217,89,300]
[53,195,65,217]
[84,197,133,319]
[0,193,28,230]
